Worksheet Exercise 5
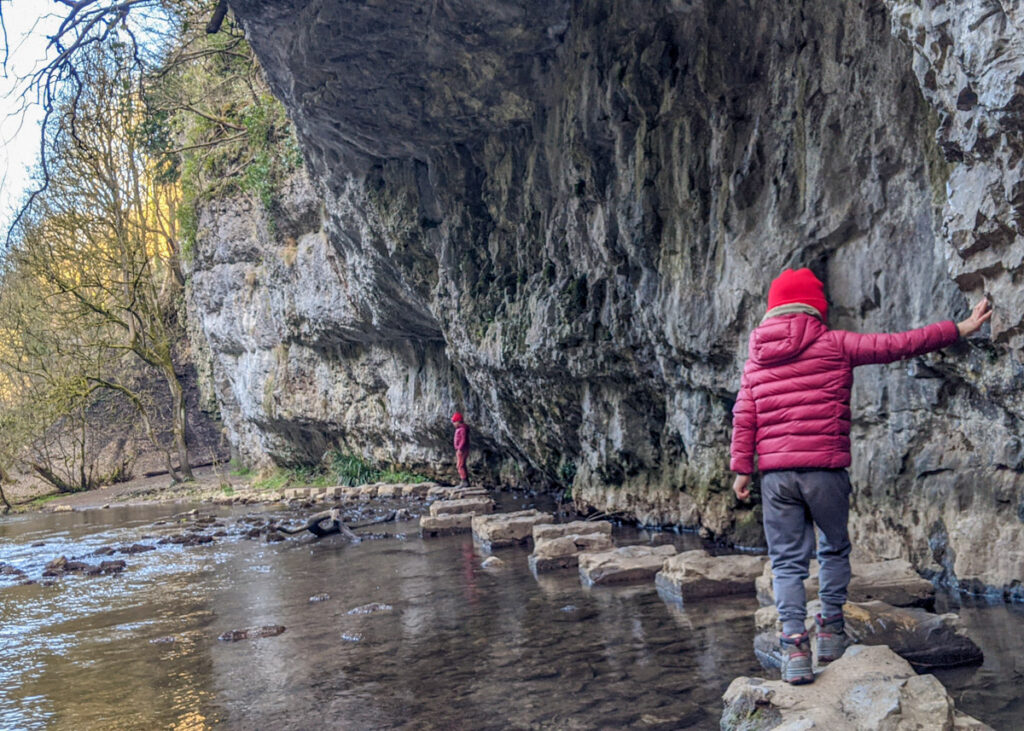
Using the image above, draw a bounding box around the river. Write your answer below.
[0,493,1021,729]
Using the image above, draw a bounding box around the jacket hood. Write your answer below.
[749,313,827,365]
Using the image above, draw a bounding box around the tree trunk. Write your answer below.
[31,462,81,493]
[164,365,194,482]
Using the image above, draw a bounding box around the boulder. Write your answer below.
[529,532,616,572]
[471,509,553,548]
[753,600,983,670]
[756,558,935,608]
[481,556,506,569]
[420,513,473,536]
[578,544,677,586]
[655,550,767,602]
[722,645,992,730]
[428,497,493,517]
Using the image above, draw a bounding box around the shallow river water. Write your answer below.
[1,494,1022,730]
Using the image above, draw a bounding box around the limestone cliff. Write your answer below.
[189,0,1024,597]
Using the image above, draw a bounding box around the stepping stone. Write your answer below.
[655,550,767,602]
[753,600,983,670]
[578,545,677,586]
[401,483,432,498]
[471,510,553,549]
[723,645,992,730]
[428,497,493,517]
[358,484,379,498]
[420,513,473,536]
[375,484,401,498]
[529,521,615,572]
[756,558,935,608]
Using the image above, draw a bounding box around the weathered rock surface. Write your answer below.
[529,520,616,572]
[190,0,1024,595]
[757,559,935,608]
[754,600,983,670]
[655,550,767,602]
[428,497,493,517]
[420,513,473,536]
[723,645,992,730]
[578,544,677,586]
[471,509,552,548]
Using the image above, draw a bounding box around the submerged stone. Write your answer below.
[217,625,287,642]
[347,602,394,615]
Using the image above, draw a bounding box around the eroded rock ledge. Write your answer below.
[193,0,1024,594]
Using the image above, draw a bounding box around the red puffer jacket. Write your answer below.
[730,314,958,474]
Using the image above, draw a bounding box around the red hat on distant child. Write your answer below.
[451,412,463,423]
[768,268,828,319]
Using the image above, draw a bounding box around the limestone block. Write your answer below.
[529,532,615,572]
[358,484,378,498]
[420,513,473,536]
[471,510,553,548]
[722,645,992,730]
[429,497,493,517]
[578,544,677,586]
[375,484,401,498]
[401,483,432,498]
[533,520,612,542]
[655,550,767,602]
[340,487,362,500]
[757,558,934,608]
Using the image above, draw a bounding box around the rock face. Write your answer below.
[722,645,992,730]
[196,0,1024,594]
[656,550,767,602]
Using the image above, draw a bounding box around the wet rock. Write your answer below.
[90,547,116,557]
[119,544,156,554]
[308,593,331,602]
[753,599,983,670]
[529,521,615,572]
[401,483,432,498]
[756,558,935,609]
[481,556,506,569]
[722,645,992,730]
[471,509,553,549]
[31,541,46,547]
[346,602,394,615]
[90,560,127,576]
[428,497,493,517]
[420,513,473,536]
[375,484,402,498]
[159,533,215,547]
[656,550,768,602]
[578,545,677,587]
[217,625,287,642]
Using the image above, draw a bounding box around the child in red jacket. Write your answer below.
[731,268,991,684]
[452,412,470,487]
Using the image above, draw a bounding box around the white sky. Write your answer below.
[0,2,62,235]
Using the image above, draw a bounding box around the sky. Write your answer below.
[0,1,61,235]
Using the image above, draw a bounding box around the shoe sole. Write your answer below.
[786,675,815,685]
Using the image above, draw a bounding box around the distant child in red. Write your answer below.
[452,412,470,487]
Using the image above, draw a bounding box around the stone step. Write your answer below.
[471,510,553,549]
[756,558,935,608]
[420,513,473,537]
[753,599,983,670]
[428,497,493,517]
[723,645,991,730]
[655,550,768,602]
[578,544,677,587]
[528,521,615,573]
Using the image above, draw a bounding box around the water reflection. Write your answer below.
[0,499,1021,729]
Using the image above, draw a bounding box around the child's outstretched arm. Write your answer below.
[837,298,990,367]
[730,362,757,500]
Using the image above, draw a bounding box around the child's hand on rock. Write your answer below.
[957,297,992,337]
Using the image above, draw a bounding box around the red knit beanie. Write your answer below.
[451,412,463,423]
[767,268,828,318]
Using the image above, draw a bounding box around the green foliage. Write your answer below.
[558,460,577,485]
[250,451,430,491]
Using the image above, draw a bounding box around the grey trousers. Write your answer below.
[761,469,852,635]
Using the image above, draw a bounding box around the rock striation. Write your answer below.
[195,0,1024,595]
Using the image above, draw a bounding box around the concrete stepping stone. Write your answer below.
[753,599,983,670]
[428,497,493,517]
[578,544,677,586]
[756,557,935,608]
[722,645,991,730]
[471,510,553,549]
[655,550,767,602]
[528,521,615,572]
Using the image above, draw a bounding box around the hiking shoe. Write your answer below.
[780,631,814,685]
[815,612,847,664]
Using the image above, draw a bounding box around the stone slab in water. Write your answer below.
[578,545,677,586]
[428,497,493,517]
[375,484,402,498]
[753,600,983,670]
[401,483,432,498]
[471,510,553,548]
[655,550,767,602]
[723,645,992,730]
[529,522,616,572]
[756,558,935,608]
[420,513,473,536]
